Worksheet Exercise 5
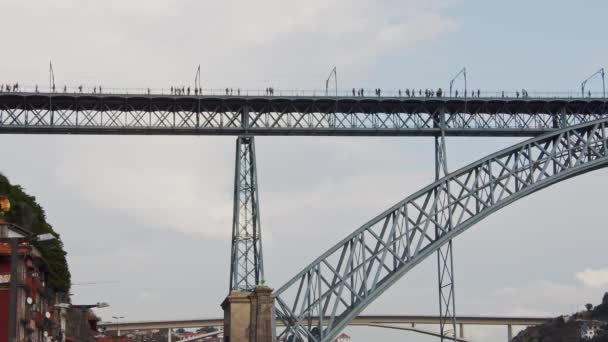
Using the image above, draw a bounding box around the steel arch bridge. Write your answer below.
[3,91,608,341]
[273,118,608,342]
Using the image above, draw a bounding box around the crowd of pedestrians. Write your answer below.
[0,83,600,99]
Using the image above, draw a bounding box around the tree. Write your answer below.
[603,292,608,305]
[586,303,594,311]
[175,328,186,334]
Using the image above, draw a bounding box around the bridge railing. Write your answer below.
[0,85,606,99]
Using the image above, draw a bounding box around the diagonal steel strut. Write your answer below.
[435,110,457,341]
[229,135,264,291]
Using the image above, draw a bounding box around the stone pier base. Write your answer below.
[222,286,274,342]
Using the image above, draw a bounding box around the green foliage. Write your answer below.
[0,173,71,293]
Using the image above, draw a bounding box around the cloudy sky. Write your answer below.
[1,0,608,340]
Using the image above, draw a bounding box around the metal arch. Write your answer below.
[273,118,608,342]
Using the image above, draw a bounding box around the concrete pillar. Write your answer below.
[168,328,171,342]
[222,291,253,342]
[459,323,465,338]
[222,287,274,342]
[249,286,274,342]
[507,324,513,341]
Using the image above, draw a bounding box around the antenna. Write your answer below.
[581,68,605,98]
[325,66,338,96]
[449,67,467,98]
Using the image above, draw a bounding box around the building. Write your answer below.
[0,240,51,342]
[334,332,351,342]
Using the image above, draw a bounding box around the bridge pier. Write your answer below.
[229,135,264,291]
[435,109,457,341]
[168,328,171,342]
[507,324,513,341]
[222,286,274,342]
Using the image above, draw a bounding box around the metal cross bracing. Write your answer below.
[273,118,608,342]
[434,111,457,341]
[0,93,607,136]
[229,135,264,291]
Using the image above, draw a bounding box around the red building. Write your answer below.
[0,241,51,342]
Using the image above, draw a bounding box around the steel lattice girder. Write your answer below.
[434,128,457,341]
[229,136,264,291]
[272,118,608,342]
[0,94,607,136]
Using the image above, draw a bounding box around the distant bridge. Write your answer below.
[99,314,549,331]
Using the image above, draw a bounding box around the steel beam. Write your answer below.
[229,135,264,291]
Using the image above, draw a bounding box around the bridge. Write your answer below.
[0,92,606,136]
[99,314,551,341]
[3,88,608,342]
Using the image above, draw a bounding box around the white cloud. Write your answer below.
[576,268,608,288]
[0,0,460,89]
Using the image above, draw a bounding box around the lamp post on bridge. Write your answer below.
[325,66,338,96]
[449,67,467,98]
[581,68,605,98]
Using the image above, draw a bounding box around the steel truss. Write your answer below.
[435,112,457,341]
[229,136,264,291]
[273,118,608,342]
[0,94,607,136]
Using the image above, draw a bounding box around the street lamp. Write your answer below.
[72,302,110,309]
[449,67,467,98]
[581,68,605,98]
[325,66,338,96]
[112,316,125,337]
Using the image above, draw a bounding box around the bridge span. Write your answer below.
[100,314,549,341]
[0,92,606,136]
[99,314,550,331]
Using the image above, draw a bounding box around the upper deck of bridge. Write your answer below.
[1,91,607,114]
[1,90,607,137]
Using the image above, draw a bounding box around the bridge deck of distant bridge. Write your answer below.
[99,315,552,331]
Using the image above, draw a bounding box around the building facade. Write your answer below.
[0,242,51,342]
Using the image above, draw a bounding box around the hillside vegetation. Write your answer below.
[0,173,71,293]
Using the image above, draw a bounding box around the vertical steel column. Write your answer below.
[229,135,264,291]
[435,109,457,341]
